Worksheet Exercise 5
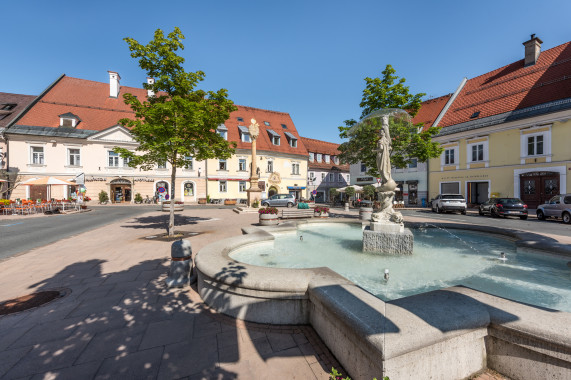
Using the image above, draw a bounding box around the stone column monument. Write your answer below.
[247,118,262,207]
[361,114,413,255]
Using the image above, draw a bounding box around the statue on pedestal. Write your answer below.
[247,118,262,207]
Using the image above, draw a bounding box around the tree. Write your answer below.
[329,188,338,205]
[363,185,375,200]
[115,27,237,236]
[344,186,355,202]
[338,64,443,176]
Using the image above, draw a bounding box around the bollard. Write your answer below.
[344,202,349,212]
[166,239,193,288]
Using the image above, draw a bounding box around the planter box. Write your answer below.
[224,199,237,205]
[162,203,184,212]
[198,198,207,204]
[259,213,279,226]
[314,212,329,218]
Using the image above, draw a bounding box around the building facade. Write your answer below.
[429,36,571,208]
[301,137,349,202]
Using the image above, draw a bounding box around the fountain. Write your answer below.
[349,109,413,254]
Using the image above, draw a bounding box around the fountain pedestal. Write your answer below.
[363,222,413,255]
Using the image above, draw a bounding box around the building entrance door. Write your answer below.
[110,179,132,203]
[520,172,559,209]
[467,182,489,205]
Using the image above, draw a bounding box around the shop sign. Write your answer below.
[86,177,106,182]
[356,176,374,183]
[134,177,155,182]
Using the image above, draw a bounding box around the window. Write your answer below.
[329,173,334,181]
[346,174,350,183]
[408,158,418,168]
[360,163,366,173]
[219,181,227,192]
[527,135,543,156]
[325,155,330,163]
[309,153,314,162]
[334,156,339,164]
[338,173,343,182]
[219,159,227,170]
[321,173,326,180]
[289,138,297,148]
[281,124,287,129]
[292,162,300,175]
[444,149,455,165]
[62,118,74,127]
[68,148,80,166]
[239,181,247,192]
[123,156,132,167]
[157,160,167,169]
[272,135,280,145]
[218,130,227,140]
[239,159,247,171]
[316,154,322,162]
[309,172,315,180]
[184,156,193,170]
[267,160,273,173]
[471,144,484,161]
[31,146,44,165]
[264,121,270,126]
[108,151,119,167]
[237,117,244,122]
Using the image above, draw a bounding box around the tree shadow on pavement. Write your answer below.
[121,214,211,230]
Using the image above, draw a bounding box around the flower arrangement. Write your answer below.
[162,201,184,205]
[258,207,278,215]
[0,199,10,206]
[314,206,329,214]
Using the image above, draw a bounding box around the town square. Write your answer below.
[1,1,570,379]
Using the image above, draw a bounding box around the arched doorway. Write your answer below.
[268,186,278,197]
[520,171,559,209]
[155,181,169,202]
[110,178,132,203]
[182,181,195,203]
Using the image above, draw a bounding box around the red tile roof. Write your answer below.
[412,94,452,132]
[15,75,307,158]
[0,92,36,128]
[439,41,571,128]
[300,137,350,171]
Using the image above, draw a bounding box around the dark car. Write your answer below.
[479,198,528,220]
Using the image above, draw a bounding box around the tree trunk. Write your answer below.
[168,166,176,236]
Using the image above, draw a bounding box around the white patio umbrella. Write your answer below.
[21,177,76,199]
[336,185,363,193]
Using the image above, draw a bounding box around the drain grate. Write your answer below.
[0,290,65,316]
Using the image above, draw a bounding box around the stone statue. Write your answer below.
[371,115,402,224]
[248,118,260,140]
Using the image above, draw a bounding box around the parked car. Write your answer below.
[431,194,467,214]
[479,198,528,220]
[261,194,297,208]
[536,194,571,224]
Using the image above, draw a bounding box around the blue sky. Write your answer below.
[2,0,570,143]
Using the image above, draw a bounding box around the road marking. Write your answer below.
[0,222,24,227]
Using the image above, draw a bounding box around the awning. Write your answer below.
[238,125,249,134]
[287,186,306,190]
[266,129,279,137]
[284,131,297,140]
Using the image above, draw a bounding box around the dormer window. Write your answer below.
[309,153,314,162]
[59,112,81,128]
[217,124,228,140]
[284,132,298,148]
[237,117,244,122]
[316,154,322,162]
[238,126,251,143]
[281,124,287,129]
[325,155,330,163]
[267,129,280,145]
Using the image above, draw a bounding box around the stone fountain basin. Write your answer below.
[195,219,571,380]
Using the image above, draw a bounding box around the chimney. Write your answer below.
[523,34,543,67]
[108,71,121,98]
[147,77,155,97]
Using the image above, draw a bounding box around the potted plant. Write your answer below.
[198,197,207,204]
[98,190,109,205]
[224,198,237,205]
[258,207,279,226]
[314,206,329,218]
[134,193,143,204]
[252,199,259,208]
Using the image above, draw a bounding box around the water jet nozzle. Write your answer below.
[300,235,303,241]
[384,269,390,281]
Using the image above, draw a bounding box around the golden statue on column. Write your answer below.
[247,118,262,207]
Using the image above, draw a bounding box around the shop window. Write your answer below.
[184,182,194,196]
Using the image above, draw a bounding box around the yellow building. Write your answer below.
[205,106,308,202]
[429,36,571,209]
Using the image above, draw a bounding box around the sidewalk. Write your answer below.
[0,209,338,379]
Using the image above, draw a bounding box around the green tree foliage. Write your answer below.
[363,185,376,200]
[344,186,356,201]
[338,64,443,176]
[115,27,236,235]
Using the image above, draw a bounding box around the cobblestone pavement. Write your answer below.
[0,207,550,379]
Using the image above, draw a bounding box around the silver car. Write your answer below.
[536,194,571,224]
[431,194,467,214]
[261,193,297,208]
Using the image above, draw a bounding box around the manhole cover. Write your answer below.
[0,290,66,316]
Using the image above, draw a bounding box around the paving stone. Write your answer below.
[94,346,163,380]
[157,335,218,380]
[139,318,194,350]
[0,312,32,332]
[75,325,147,364]
[0,346,33,378]
[240,336,273,357]
[216,330,241,349]
[9,316,85,349]
[310,360,331,380]
[292,332,309,346]
[0,325,32,351]
[196,363,245,380]
[299,342,319,365]
[3,330,93,379]
[262,347,318,379]
[266,332,297,352]
[102,271,142,285]
[74,311,129,335]
[193,320,221,338]
[239,328,266,341]
[65,294,124,319]
[30,361,102,380]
